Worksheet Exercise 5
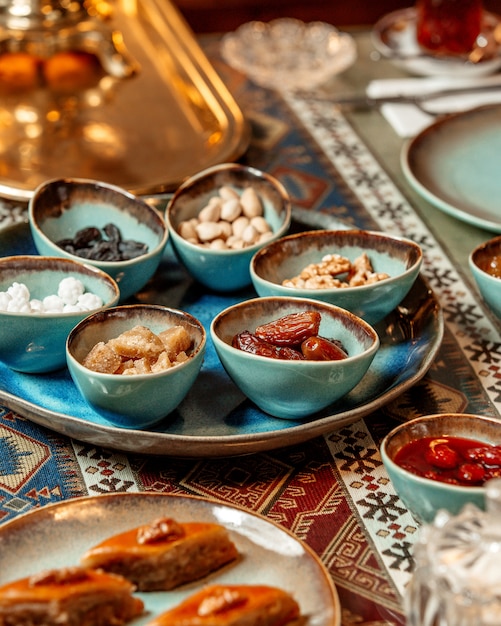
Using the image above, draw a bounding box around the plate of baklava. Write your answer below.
[0,492,340,626]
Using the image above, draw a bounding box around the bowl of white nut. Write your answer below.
[165,163,292,292]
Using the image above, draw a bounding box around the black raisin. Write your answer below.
[119,240,148,259]
[73,227,102,248]
[103,223,121,243]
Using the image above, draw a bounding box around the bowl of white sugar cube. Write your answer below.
[0,255,119,373]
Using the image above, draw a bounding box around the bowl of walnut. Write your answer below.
[250,229,423,324]
[210,296,379,419]
[165,163,292,292]
[66,304,206,428]
[29,178,169,301]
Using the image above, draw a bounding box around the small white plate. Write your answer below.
[372,8,501,77]
[221,18,357,90]
[0,493,340,625]
[402,104,501,232]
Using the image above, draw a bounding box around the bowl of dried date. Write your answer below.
[165,163,292,292]
[66,304,206,428]
[210,296,379,419]
[28,178,168,301]
[0,255,120,373]
[381,413,501,524]
[250,229,423,324]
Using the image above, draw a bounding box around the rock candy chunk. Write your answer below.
[82,341,122,374]
[108,325,165,359]
[158,326,192,359]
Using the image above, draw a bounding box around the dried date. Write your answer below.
[300,336,348,361]
[232,331,304,360]
[254,311,321,346]
[232,312,349,362]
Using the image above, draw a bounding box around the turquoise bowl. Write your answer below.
[0,255,120,373]
[210,296,379,419]
[381,414,501,524]
[66,304,206,428]
[469,235,501,318]
[250,229,423,325]
[29,178,168,301]
[165,163,292,292]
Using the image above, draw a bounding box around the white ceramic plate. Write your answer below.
[372,8,501,77]
[401,104,501,233]
[0,493,340,626]
[221,18,357,90]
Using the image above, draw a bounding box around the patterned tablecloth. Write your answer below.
[1,33,500,626]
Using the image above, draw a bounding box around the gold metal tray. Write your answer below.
[0,0,248,201]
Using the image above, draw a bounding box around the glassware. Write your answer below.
[406,478,501,626]
[415,0,483,55]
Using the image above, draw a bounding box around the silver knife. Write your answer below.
[326,82,501,109]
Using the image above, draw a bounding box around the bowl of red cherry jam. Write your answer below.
[381,414,501,523]
[469,235,501,319]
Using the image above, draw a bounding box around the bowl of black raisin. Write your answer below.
[29,178,168,301]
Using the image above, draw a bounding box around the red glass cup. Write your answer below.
[416,0,483,55]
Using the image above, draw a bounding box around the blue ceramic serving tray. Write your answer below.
[0,217,443,457]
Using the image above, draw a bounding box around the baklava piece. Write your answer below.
[80,517,239,591]
[146,584,301,626]
[0,566,144,626]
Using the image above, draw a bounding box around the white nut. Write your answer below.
[195,221,223,242]
[232,216,250,239]
[220,198,242,222]
[240,187,263,218]
[218,221,233,240]
[258,231,274,243]
[228,237,246,250]
[199,202,221,223]
[209,238,228,250]
[250,216,271,234]
[208,195,223,208]
[225,235,239,248]
[241,224,258,244]
[178,220,198,240]
[219,185,239,201]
